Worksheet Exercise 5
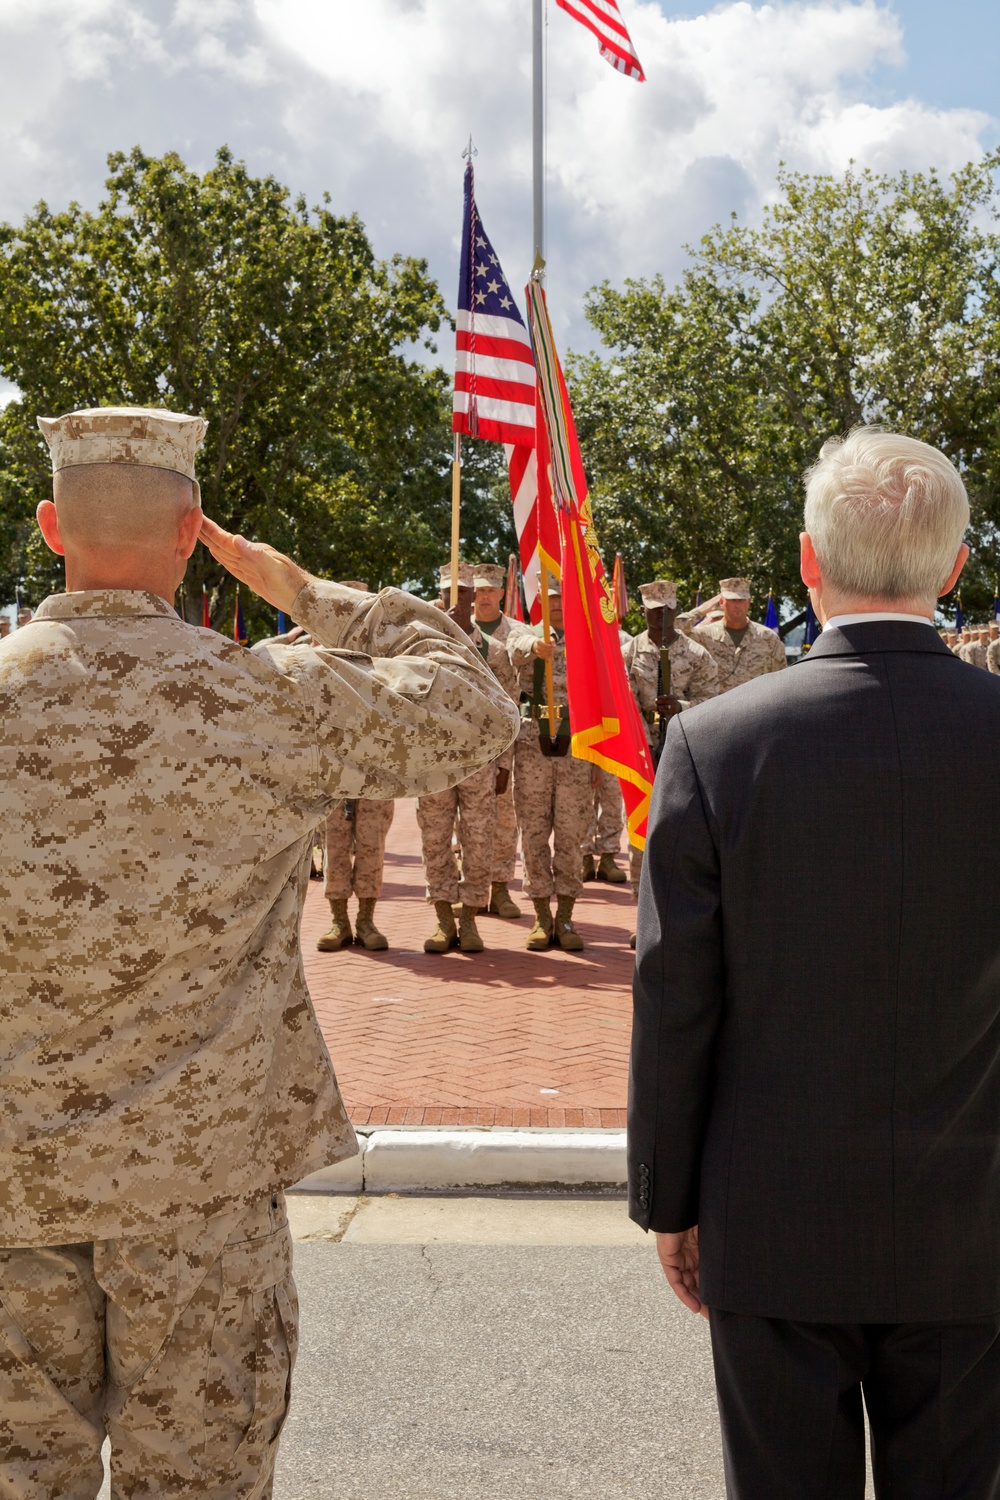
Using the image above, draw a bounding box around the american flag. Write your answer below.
[453,164,557,622]
[555,0,646,82]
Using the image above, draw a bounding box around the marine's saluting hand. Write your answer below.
[199,516,309,615]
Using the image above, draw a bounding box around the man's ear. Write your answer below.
[939,543,970,598]
[800,532,821,590]
[177,506,204,561]
[36,499,65,557]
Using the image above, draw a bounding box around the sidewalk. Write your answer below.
[302,798,634,1128]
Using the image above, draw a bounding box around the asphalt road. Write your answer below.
[273,1197,726,1500]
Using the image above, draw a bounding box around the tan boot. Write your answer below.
[581,854,596,882]
[458,905,485,953]
[354,897,388,951]
[488,881,521,919]
[424,900,458,953]
[526,898,553,951]
[629,931,637,951]
[554,895,584,951]
[596,853,627,884]
[316,898,352,952]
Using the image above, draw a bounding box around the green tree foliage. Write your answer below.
[571,153,1000,620]
[0,147,515,632]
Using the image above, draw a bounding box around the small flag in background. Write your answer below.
[955,594,965,633]
[277,610,288,634]
[234,587,248,646]
[555,0,646,81]
[504,553,525,623]
[611,553,628,624]
[764,591,779,632]
[993,583,999,621]
[803,597,819,650]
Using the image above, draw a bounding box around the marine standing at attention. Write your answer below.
[676,576,786,690]
[0,406,519,1498]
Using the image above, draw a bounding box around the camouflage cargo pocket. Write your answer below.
[203,1211,299,1483]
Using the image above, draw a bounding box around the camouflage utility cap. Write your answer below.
[638,580,678,610]
[473,564,505,589]
[438,562,474,589]
[719,577,751,600]
[38,406,206,481]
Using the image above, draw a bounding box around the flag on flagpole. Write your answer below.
[695,584,702,610]
[764,591,779,632]
[525,275,654,849]
[955,594,965,632]
[993,583,999,621]
[555,0,646,80]
[803,597,819,650]
[234,587,247,646]
[452,161,557,623]
[201,585,211,630]
[504,553,525,623]
[277,610,288,634]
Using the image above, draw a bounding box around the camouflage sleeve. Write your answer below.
[487,638,519,771]
[674,609,704,639]
[507,628,538,671]
[767,630,788,672]
[256,580,521,801]
[988,642,1000,675]
[686,646,720,706]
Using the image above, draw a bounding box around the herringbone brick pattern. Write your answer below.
[302,798,633,1127]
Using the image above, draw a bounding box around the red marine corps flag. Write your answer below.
[525,276,654,848]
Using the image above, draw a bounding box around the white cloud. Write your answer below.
[0,0,992,352]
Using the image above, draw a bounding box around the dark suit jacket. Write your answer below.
[628,622,1000,1322]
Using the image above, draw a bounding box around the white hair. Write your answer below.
[804,428,969,602]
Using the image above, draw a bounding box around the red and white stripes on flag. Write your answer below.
[555,0,646,81]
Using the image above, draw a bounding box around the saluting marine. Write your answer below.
[676,576,786,690]
[418,564,519,954]
[624,579,719,947]
[508,577,593,952]
[472,561,533,919]
[0,406,519,1497]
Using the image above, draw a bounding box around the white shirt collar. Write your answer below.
[824,612,935,631]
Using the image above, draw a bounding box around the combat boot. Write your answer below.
[581,854,596,882]
[488,881,521,920]
[316,898,352,952]
[354,897,388,951]
[596,854,627,884]
[554,895,584,951]
[526,898,553,951]
[458,905,485,953]
[629,931,637,951]
[424,900,458,954]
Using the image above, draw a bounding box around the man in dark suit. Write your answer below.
[629,428,1000,1497]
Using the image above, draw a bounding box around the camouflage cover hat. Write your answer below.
[472,563,506,588]
[38,406,207,482]
[438,562,474,589]
[637,580,678,610]
[338,580,369,592]
[719,576,752,600]
[544,575,561,597]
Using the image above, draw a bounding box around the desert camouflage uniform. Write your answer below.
[582,768,626,858]
[324,796,395,900]
[624,629,720,896]
[478,613,533,882]
[509,626,592,900]
[966,640,989,670]
[988,640,1000,675]
[0,582,517,1494]
[417,631,518,910]
[675,612,786,691]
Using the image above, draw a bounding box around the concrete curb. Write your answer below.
[291,1126,627,1195]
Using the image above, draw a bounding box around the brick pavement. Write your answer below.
[302,797,634,1128]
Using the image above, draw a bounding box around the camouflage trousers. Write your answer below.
[0,1191,296,1500]
[417,760,496,910]
[324,797,394,900]
[513,727,592,900]
[581,767,625,856]
[630,844,642,901]
[492,776,519,883]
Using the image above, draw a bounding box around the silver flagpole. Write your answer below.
[532,0,545,274]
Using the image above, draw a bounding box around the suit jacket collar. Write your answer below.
[804,619,953,660]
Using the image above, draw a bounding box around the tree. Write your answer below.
[571,153,1000,620]
[0,147,514,632]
